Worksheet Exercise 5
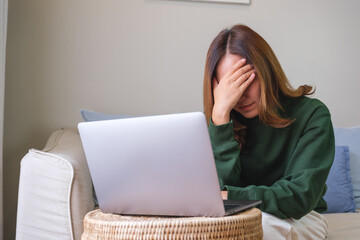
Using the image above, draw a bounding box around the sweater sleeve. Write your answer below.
[208,119,242,188]
[225,105,335,219]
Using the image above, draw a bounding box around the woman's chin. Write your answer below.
[234,108,259,119]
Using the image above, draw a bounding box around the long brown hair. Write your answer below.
[203,24,313,149]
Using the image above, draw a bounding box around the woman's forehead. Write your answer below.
[216,54,243,79]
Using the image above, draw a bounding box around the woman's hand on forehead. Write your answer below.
[211,57,256,125]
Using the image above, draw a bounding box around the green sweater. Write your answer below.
[209,96,335,220]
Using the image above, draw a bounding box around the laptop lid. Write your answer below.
[78,112,259,217]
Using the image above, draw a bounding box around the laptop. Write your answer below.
[78,112,261,217]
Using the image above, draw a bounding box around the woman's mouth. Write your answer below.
[238,103,253,110]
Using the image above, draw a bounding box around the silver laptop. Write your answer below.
[78,112,261,217]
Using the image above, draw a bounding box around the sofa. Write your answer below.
[16,128,95,240]
[15,112,360,239]
[322,126,360,239]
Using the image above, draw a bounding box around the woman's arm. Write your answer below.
[209,119,243,188]
[209,58,255,187]
[224,104,335,219]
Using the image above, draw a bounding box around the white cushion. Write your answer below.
[16,128,95,240]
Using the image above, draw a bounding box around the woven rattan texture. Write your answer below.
[81,208,262,240]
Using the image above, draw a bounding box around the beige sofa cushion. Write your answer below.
[16,128,95,240]
[324,212,360,240]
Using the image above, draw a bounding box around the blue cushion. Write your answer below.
[324,146,356,213]
[80,109,132,122]
[334,126,360,209]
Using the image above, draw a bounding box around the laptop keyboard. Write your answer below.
[224,204,241,211]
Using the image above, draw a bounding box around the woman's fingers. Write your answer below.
[234,69,256,88]
[221,58,247,81]
[239,72,256,91]
[230,64,253,82]
[233,58,247,70]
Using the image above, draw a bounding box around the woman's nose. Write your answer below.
[240,89,248,100]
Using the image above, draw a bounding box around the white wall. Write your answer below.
[1,0,8,239]
[4,0,360,238]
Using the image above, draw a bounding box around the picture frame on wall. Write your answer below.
[173,0,250,4]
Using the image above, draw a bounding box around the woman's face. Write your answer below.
[216,54,261,119]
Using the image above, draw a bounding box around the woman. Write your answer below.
[203,24,334,239]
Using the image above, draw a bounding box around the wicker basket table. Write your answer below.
[81,208,262,240]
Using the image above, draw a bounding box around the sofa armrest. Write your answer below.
[16,128,95,240]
